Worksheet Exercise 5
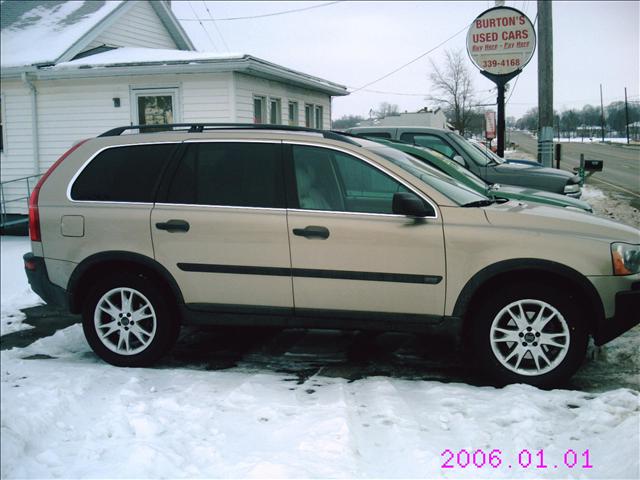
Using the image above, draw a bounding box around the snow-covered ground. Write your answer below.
[554,136,638,144]
[2,212,639,479]
[0,236,41,335]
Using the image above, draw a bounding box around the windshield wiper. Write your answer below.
[461,199,497,208]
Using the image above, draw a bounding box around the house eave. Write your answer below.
[2,57,349,96]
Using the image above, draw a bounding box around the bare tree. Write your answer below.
[374,102,400,119]
[428,49,475,135]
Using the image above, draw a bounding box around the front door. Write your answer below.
[286,144,446,320]
[152,141,293,313]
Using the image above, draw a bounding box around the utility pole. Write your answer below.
[537,0,554,167]
[600,84,606,142]
[624,87,630,145]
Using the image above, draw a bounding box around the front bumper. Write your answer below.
[23,253,69,310]
[593,283,640,346]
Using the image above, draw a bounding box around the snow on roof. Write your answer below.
[53,47,245,68]
[0,0,122,67]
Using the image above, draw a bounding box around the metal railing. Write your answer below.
[0,174,42,228]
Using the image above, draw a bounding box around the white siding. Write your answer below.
[181,73,232,123]
[0,81,38,214]
[234,73,332,128]
[85,1,177,51]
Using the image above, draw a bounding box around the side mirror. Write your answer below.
[392,192,434,217]
[452,155,466,167]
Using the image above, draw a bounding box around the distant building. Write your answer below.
[0,0,348,215]
[359,107,448,129]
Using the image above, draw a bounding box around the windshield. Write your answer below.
[406,145,489,192]
[469,139,506,164]
[357,140,489,206]
[447,132,502,167]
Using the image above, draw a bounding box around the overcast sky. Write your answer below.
[172,1,640,120]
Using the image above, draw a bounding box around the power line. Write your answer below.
[201,1,230,52]
[349,86,496,97]
[178,1,341,21]
[187,1,218,51]
[350,22,471,94]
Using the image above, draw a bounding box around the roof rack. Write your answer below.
[98,123,361,145]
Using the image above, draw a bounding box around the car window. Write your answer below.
[407,146,488,192]
[166,142,285,208]
[400,133,457,158]
[71,144,176,202]
[359,132,392,139]
[292,145,409,214]
[447,133,495,166]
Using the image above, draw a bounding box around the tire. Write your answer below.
[472,283,588,388]
[82,272,180,367]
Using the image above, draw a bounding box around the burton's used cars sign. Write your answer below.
[466,6,536,76]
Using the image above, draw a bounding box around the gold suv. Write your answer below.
[23,124,639,387]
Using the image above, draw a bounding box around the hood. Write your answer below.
[493,162,575,179]
[493,185,592,211]
[484,201,640,243]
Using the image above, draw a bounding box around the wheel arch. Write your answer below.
[453,258,605,337]
[68,251,185,314]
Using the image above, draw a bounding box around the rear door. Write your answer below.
[152,141,294,313]
[285,143,446,321]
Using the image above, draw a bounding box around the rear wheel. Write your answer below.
[82,273,179,366]
[473,283,588,388]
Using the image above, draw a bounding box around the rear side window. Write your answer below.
[360,132,391,139]
[400,133,457,158]
[166,142,284,208]
[71,144,175,202]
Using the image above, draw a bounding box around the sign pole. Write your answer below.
[467,6,536,157]
[481,70,519,158]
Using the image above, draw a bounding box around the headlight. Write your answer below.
[564,183,581,194]
[611,243,640,275]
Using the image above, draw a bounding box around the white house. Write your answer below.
[0,0,348,216]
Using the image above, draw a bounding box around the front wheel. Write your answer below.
[82,273,179,367]
[473,284,588,388]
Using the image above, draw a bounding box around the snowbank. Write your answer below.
[0,236,41,335]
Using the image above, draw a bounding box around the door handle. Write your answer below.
[155,219,190,233]
[292,225,330,239]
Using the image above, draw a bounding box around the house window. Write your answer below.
[305,104,313,128]
[269,98,281,125]
[137,95,173,125]
[314,105,324,129]
[132,87,179,132]
[288,101,299,126]
[254,96,266,124]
